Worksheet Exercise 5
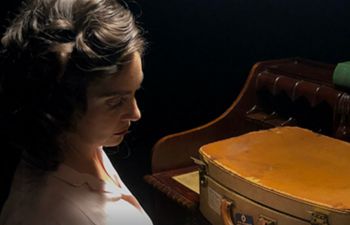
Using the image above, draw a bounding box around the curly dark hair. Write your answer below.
[0,0,145,170]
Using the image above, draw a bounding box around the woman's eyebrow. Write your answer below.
[98,90,131,97]
[98,86,142,98]
[97,77,143,97]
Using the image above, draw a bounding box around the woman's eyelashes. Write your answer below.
[106,96,126,109]
[104,88,141,110]
[105,94,136,110]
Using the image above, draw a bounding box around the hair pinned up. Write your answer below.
[0,0,146,170]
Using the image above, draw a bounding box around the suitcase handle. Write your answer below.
[221,198,235,225]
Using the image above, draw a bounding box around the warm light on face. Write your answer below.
[64,53,143,149]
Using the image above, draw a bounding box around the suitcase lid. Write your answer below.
[199,126,350,211]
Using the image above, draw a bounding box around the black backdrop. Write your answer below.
[1,0,350,221]
[133,0,350,149]
[126,0,350,217]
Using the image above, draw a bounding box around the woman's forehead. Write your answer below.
[88,53,143,97]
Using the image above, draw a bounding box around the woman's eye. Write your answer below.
[106,97,124,109]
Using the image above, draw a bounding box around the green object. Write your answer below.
[333,61,350,88]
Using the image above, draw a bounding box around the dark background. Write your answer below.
[1,0,350,223]
[122,1,350,220]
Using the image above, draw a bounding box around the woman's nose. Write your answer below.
[123,98,141,122]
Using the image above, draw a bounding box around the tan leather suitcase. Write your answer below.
[199,126,350,225]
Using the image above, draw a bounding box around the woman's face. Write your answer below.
[70,53,143,148]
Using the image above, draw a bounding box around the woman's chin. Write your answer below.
[103,136,124,147]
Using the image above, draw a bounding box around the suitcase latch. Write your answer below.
[310,212,329,225]
[191,157,208,186]
[258,215,276,225]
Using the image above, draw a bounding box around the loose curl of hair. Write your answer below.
[0,0,145,170]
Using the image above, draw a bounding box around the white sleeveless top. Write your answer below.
[0,149,153,225]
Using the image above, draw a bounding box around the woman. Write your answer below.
[0,0,152,224]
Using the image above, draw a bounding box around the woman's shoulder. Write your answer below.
[31,196,94,225]
[0,188,93,225]
[43,197,95,225]
[1,161,95,225]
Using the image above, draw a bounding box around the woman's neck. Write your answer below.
[60,133,105,179]
[63,147,101,176]
[59,134,120,187]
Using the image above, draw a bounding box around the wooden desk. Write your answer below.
[145,166,199,210]
[145,58,348,224]
[145,166,211,225]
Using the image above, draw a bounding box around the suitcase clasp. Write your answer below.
[191,157,208,186]
[258,215,276,225]
[310,211,329,225]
